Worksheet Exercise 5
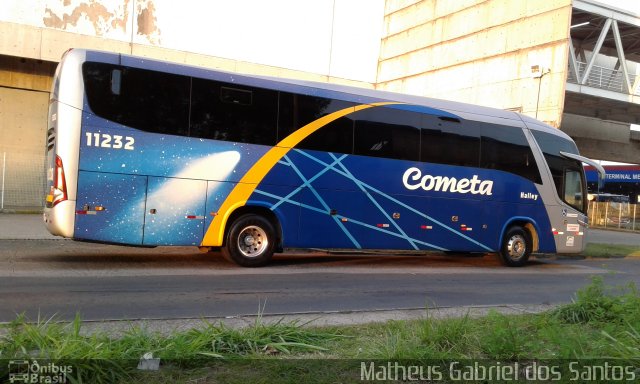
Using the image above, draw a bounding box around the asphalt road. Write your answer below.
[0,236,639,322]
[588,228,640,245]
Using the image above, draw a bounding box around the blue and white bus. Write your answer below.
[44,49,605,267]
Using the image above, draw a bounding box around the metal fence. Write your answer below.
[0,151,46,212]
[588,201,640,231]
[567,61,640,95]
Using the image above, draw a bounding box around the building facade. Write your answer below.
[378,0,640,164]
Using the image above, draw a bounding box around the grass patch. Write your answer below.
[0,315,343,383]
[583,243,640,258]
[1,277,639,383]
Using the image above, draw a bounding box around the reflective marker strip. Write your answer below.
[420,225,433,230]
[376,224,390,228]
[186,215,205,220]
[76,210,97,215]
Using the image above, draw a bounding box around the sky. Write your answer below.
[151,0,385,83]
[593,0,640,14]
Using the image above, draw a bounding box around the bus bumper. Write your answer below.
[43,200,76,238]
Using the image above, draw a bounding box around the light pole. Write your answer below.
[532,65,550,119]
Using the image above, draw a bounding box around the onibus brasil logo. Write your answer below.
[8,360,73,384]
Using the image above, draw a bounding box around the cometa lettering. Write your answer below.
[402,167,493,195]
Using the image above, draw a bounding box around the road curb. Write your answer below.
[65,304,557,337]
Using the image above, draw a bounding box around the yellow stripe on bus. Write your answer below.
[201,101,400,246]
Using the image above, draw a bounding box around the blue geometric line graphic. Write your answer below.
[270,154,345,211]
[293,149,493,252]
[254,189,326,215]
[273,154,361,249]
[253,189,447,250]
[333,214,447,250]
[329,153,420,250]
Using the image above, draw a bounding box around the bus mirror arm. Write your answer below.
[559,151,606,187]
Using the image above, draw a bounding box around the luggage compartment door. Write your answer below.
[143,177,207,245]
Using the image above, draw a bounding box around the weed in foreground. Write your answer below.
[0,313,343,383]
[553,276,640,325]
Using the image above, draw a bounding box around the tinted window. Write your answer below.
[480,124,541,183]
[421,115,479,167]
[190,78,278,145]
[279,93,355,154]
[83,62,190,136]
[353,106,420,161]
[564,169,585,212]
[532,130,585,211]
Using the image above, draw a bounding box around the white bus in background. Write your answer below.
[587,193,631,228]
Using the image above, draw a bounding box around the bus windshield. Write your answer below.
[531,130,587,213]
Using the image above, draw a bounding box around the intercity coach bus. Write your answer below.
[43,49,605,267]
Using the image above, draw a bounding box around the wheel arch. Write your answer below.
[223,204,283,251]
[500,216,540,252]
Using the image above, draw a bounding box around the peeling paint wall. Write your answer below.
[0,0,383,83]
[43,0,131,37]
[135,0,160,44]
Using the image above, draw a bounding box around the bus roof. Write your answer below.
[72,49,570,140]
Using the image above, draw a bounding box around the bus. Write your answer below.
[587,193,631,228]
[43,49,605,267]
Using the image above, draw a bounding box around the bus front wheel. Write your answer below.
[498,226,531,267]
[222,214,275,267]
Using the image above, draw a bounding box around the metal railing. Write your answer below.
[588,201,639,231]
[567,61,640,96]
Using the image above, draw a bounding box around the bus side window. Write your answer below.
[278,93,355,154]
[564,168,585,212]
[480,124,541,183]
[83,63,190,136]
[421,115,479,168]
[190,78,278,145]
[353,106,420,161]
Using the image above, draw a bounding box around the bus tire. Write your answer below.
[499,226,531,267]
[222,214,275,267]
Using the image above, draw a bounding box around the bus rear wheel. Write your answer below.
[499,226,531,267]
[222,214,275,267]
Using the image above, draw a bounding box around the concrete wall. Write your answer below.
[377,0,573,127]
[562,113,640,163]
[0,56,56,210]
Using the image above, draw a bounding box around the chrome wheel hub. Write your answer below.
[506,235,526,260]
[237,225,268,258]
